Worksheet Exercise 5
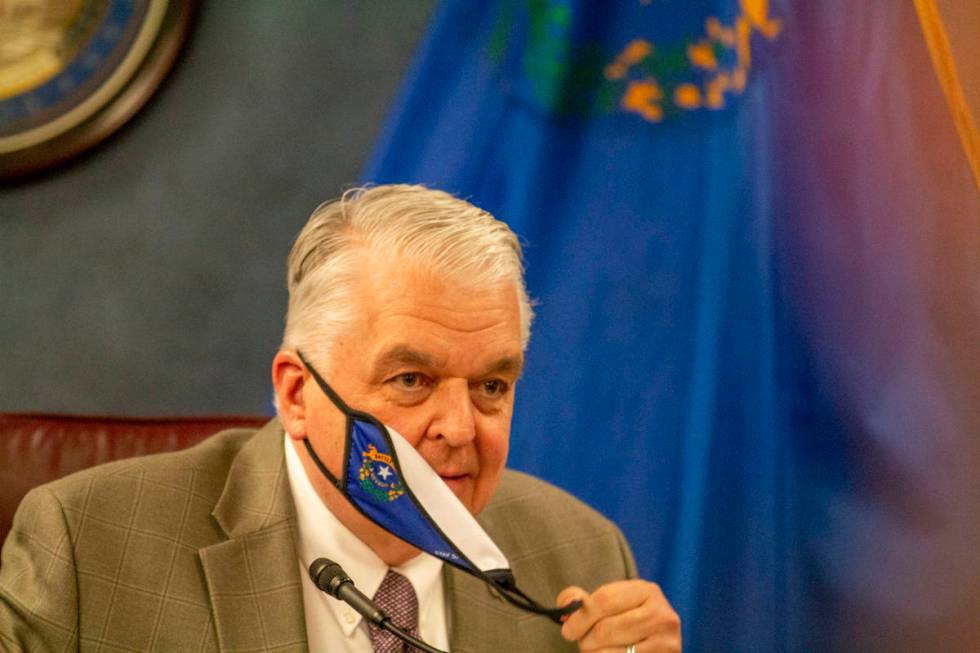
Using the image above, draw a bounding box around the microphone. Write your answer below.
[308,558,385,625]
[308,558,448,653]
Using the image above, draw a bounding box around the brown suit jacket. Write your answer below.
[0,420,637,651]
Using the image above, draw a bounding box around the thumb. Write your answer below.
[555,585,588,624]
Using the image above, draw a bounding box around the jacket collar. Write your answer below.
[199,419,308,651]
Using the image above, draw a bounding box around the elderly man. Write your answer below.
[0,185,680,652]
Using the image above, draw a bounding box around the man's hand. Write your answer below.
[557,580,681,652]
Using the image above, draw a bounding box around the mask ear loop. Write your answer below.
[297,350,353,412]
[295,350,583,624]
[302,437,342,491]
[479,570,583,623]
[297,350,355,493]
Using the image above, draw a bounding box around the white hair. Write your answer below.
[281,184,534,364]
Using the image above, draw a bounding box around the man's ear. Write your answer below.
[272,349,308,441]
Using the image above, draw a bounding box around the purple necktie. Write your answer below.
[368,570,420,653]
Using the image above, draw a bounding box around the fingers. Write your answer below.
[559,580,653,641]
[557,580,682,652]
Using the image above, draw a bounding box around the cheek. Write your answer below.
[306,410,348,476]
[355,394,428,445]
[478,423,509,467]
[378,414,429,447]
[474,418,510,487]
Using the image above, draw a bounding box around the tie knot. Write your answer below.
[369,570,419,652]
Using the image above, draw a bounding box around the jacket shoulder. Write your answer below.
[26,426,264,550]
[0,425,265,652]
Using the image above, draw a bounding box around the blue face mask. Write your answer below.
[297,351,580,623]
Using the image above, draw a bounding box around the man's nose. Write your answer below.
[428,379,477,446]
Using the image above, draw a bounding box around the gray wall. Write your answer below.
[0,1,436,415]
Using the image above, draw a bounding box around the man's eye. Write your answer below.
[480,379,507,397]
[394,373,425,389]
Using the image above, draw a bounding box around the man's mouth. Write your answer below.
[438,473,471,495]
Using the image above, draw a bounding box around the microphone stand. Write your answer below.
[308,558,448,653]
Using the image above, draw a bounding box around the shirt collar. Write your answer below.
[284,434,443,637]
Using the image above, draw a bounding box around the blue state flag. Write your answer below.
[365,1,980,650]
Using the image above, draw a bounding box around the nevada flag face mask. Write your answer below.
[297,351,580,624]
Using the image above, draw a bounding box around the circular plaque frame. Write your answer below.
[0,0,199,181]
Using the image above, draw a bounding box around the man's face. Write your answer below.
[301,256,524,517]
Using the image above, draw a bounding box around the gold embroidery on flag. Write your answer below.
[609,0,782,122]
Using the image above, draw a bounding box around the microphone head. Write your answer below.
[308,558,351,597]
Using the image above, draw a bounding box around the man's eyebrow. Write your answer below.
[370,346,524,381]
[371,346,445,380]
[481,355,524,378]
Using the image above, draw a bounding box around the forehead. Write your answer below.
[350,257,523,372]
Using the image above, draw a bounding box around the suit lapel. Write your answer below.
[199,420,308,652]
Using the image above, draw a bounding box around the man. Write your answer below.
[0,185,680,651]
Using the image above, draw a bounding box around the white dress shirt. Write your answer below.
[284,435,450,652]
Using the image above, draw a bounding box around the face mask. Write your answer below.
[297,351,580,623]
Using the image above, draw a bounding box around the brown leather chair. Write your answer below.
[0,413,268,546]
